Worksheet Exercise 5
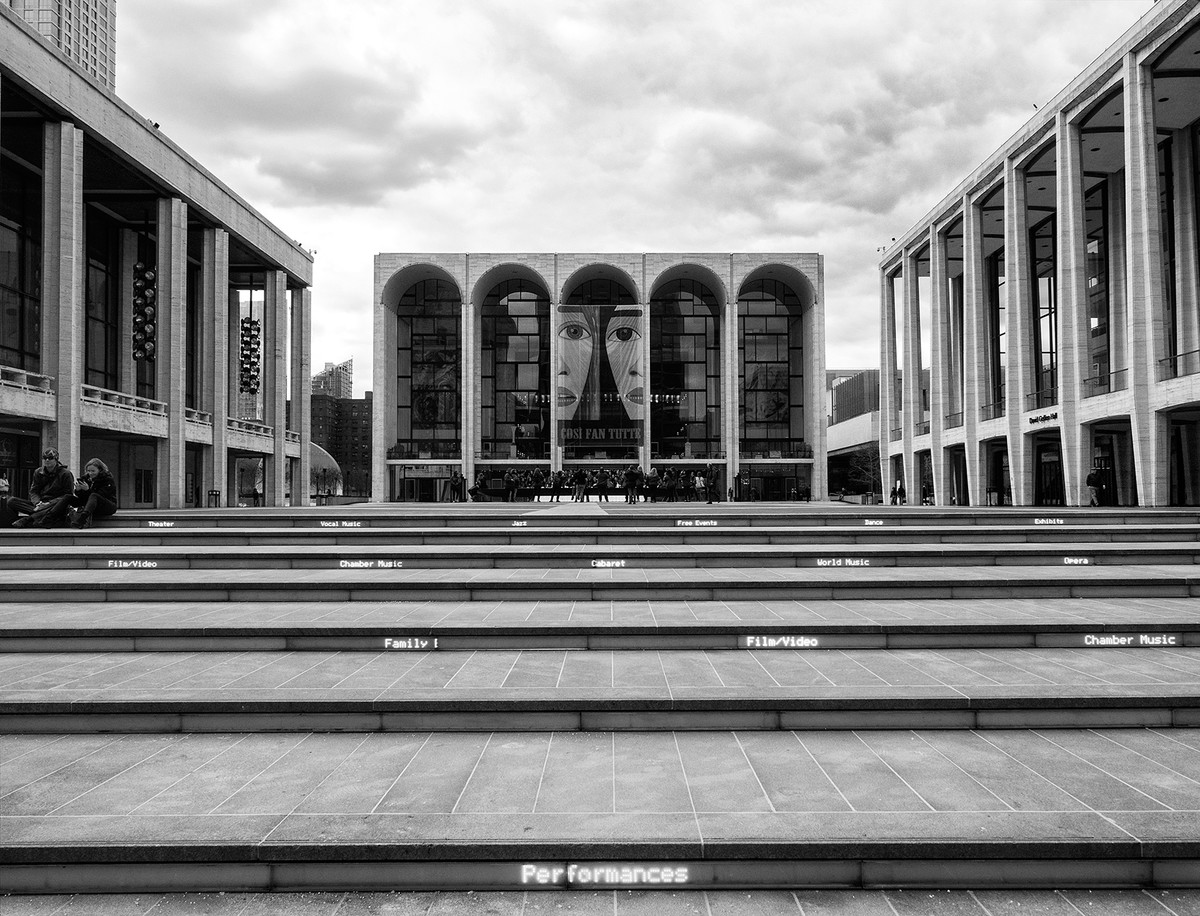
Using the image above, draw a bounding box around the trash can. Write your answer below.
[206,489,221,507]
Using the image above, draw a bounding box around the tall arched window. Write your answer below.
[738,279,805,456]
[559,278,640,460]
[395,279,461,459]
[481,279,550,459]
[650,279,721,459]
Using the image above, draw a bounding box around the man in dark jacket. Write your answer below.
[8,447,75,528]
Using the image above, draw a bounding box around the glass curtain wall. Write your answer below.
[1159,138,1178,367]
[559,278,640,461]
[1030,215,1058,407]
[84,207,119,391]
[395,279,461,459]
[480,279,550,460]
[650,279,721,460]
[230,272,265,419]
[915,247,932,429]
[737,279,805,457]
[944,219,965,424]
[1084,182,1111,393]
[0,158,42,373]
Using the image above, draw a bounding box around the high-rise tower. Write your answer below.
[8,0,116,90]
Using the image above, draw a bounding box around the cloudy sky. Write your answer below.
[117,0,1152,396]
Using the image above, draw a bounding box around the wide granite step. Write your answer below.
[0,540,1196,570]
[5,521,1196,548]
[71,505,1200,530]
[2,729,1197,893]
[1,596,1196,653]
[2,646,1197,732]
[0,564,1195,602]
[5,889,1199,914]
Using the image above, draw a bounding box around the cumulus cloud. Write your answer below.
[117,0,1151,390]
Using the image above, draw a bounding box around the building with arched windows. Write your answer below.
[880,0,1200,508]
[1,5,313,509]
[373,254,826,502]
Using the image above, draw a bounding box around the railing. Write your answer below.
[1024,387,1058,411]
[944,411,964,429]
[738,446,811,460]
[0,365,54,392]
[914,420,930,436]
[81,384,167,415]
[1082,368,1129,398]
[228,417,274,437]
[1159,348,1200,381]
[388,443,462,460]
[284,431,301,444]
[980,400,1005,421]
[184,408,213,425]
[889,427,903,442]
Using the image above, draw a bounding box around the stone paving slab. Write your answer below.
[2,596,1196,632]
[4,730,1197,820]
[1,889,1198,916]
[3,648,1194,695]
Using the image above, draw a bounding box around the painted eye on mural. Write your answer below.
[560,323,591,341]
[607,326,640,343]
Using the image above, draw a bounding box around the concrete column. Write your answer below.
[154,197,187,507]
[961,193,987,506]
[263,270,288,505]
[1124,53,1169,506]
[902,248,921,499]
[1003,157,1033,505]
[371,284,393,502]
[726,258,739,480]
[808,259,828,501]
[1055,112,1087,506]
[461,256,473,478]
[548,292,561,472]
[41,121,85,469]
[878,266,898,492]
[202,228,230,507]
[290,287,312,506]
[929,223,948,505]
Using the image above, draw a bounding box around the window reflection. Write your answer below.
[738,279,805,456]
[395,279,461,459]
[481,279,549,459]
[650,279,720,459]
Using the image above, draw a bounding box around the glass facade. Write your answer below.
[737,279,805,457]
[481,279,550,460]
[84,207,119,390]
[1084,182,1111,393]
[559,278,641,461]
[395,279,461,459]
[650,279,721,460]
[1158,138,1178,363]
[0,157,42,372]
[1030,215,1058,407]
[985,250,1006,415]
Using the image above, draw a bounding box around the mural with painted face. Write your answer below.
[556,302,645,451]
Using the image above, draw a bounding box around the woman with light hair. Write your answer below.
[65,457,118,529]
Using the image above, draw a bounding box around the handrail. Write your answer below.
[1082,368,1129,397]
[1025,386,1058,410]
[1159,348,1200,380]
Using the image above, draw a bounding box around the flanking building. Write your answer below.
[879,0,1200,508]
[0,5,313,508]
[372,253,826,502]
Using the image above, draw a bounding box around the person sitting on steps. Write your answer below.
[62,458,118,529]
[8,447,75,528]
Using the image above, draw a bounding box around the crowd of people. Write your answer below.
[460,464,723,504]
[2,447,118,529]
